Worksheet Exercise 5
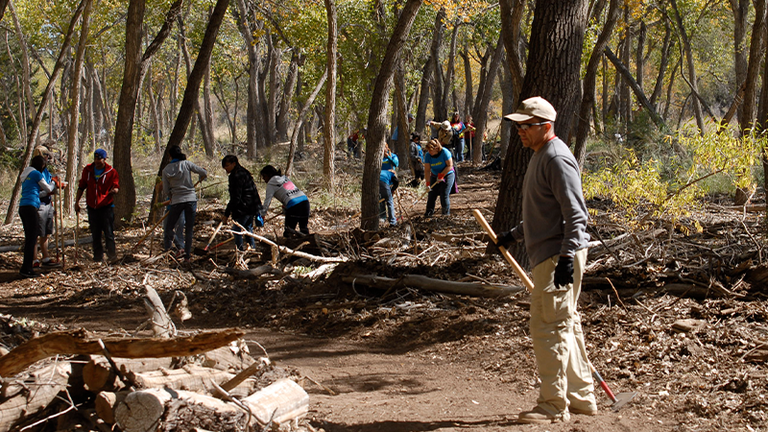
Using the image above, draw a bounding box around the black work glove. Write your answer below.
[495,231,515,248]
[554,256,574,289]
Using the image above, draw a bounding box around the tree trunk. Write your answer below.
[394,64,410,164]
[64,0,93,216]
[732,0,751,123]
[266,34,279,145]
[276,52,300,141]
[414,59,432,137]
[471,34,504,164]
[178,18,215,157]
[462,46,473,116]
[5,0,86,225]
[738,0,766,134]
[286,72,327,176]
[492,0,589,265]
[499,0,525,104]
[361,0,423,231]
[430,8,446,122]
[443,21,460,114]
[323,0,338,189]
[203,62,216,156]
[499,62,514,159]
[670,0,705,132]
[113,0,182,224]
[635,21,646,91]
[573,0,620,167]
[649,20,672,108]
[149,0,229,213]
[232,0,262,157]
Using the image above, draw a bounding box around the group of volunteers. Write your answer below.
[17,146,310,277]
[17,96,599,425]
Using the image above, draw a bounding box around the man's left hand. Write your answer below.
[554,256,574,288]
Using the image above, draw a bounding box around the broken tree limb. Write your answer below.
[342,274,524,298]
[0,328,245,377]
[142,280,175,338]
[223,265,287,280]
[127,365,234,393]
[226,226,347,263]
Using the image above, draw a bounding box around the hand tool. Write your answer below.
[472,209,637,411]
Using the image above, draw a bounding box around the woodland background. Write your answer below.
[0,0,768,248]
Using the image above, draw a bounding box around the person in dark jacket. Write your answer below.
[74,149,119,262]
[222,155,263,250]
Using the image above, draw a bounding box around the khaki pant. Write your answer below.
[530,248,596,416]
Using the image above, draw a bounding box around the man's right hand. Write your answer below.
[495,231,515,248]
[74,203,81,213]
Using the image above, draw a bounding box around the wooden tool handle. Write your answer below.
[472,209,534,292]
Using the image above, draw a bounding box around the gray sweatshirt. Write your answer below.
[511,136,590,268]
[162,160,207,205]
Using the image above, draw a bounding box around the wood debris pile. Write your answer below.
[0,323,312,432]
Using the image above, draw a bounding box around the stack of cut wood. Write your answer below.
[0,328,309,432]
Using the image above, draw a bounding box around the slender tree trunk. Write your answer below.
[650,21,672,108]
[5,0,86,224]
[276,52,300,141]
[573,0,620,167]
[670,0,705,131]
[64,0,93,215]
[430,8,446,121]
[323,0,338,189]
[499,0,525,104]
[178,18,215,156]
[442,22,460,113]
[462,47,473,116]
[286,71,327,175]
[203,63,215,156]
[361,0,423,231]
[499,61,514,159]
[492,0,589,264]
[148,0,229,221]
[738,0,766,134]
[732,0,750,123]
[636,21,646,91]
[232,0,262,157]
[414,59,432,136]
[472,34,503,164]
[266,35,279,144]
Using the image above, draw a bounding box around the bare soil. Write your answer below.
[0,161,766,432]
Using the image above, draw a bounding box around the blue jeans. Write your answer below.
[164,201,196,259]
[284,200,310,237]
[378,180,396,225]
[425,171,455,216]
[233,214,256,250]
[454,138,465,162]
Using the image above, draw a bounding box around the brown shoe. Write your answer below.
[570,406,598,416]
[517,406,569,424]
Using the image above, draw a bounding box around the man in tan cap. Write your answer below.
[496,96,596,424]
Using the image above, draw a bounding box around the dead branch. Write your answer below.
[342,274,524,298]
[0,328,245,377]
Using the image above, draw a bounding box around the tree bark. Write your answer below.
[499,0,525,104]
[276,52,300,141]
[430,8,447,122]
[323,0,338,189]
[492,0,590,264]
[232,0,263,157]
[731,0,751,123]
[285,71,327,175]
[361,0,423,231]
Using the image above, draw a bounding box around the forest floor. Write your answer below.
[0,152,767,432]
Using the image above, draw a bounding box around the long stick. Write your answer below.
[204,220,225,251]
[472,209,534,291]
[53,194,60,265]
[472,208,632,406]
[59,191,65,270]
[130,211,170,253]
[74,208,79,265]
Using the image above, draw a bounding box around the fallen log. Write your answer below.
[342,274,524,298]
[84,357,174,393]
[224,265,287,280]
[0,363,71,432]
[128,365,233,393]
[0,328,245,377]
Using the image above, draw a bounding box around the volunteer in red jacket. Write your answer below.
[74,149,120,262]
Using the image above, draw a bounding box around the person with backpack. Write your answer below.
[260,165,310,238]
[222,155,263,250]
[162,146,207,261]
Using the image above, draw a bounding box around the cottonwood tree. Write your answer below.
[491,0,590,265]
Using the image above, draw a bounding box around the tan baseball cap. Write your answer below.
[33,146,50,158]
[504,96,557,122]
[441,120,451,130]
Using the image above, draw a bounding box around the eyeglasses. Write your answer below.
[515,121,550,131]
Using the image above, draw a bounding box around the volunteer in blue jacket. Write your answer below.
[423,139,455,217]
[19,155,55,278]
[379,143,399,226]
[260,165,310,238]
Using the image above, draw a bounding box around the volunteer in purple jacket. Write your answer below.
[259,165,310,237]
[496,96,595,424]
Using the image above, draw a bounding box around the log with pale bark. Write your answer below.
[342,274,524,298]
[0,328,245,377]
[0,363,71,432]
